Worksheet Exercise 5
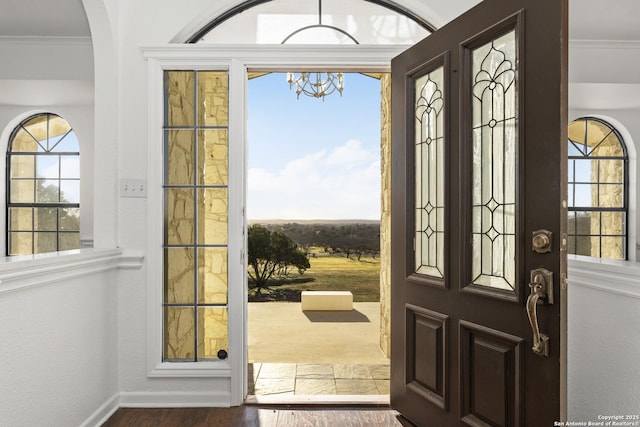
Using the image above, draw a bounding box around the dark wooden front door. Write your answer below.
[390,0,568,425]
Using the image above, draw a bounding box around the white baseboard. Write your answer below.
[80,393,120,427]
[80,391,232,426]
[119,391,231,408]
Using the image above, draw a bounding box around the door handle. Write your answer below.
[526,268,553,357]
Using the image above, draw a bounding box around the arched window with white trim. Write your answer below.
[191,0,433,45]
[6,113,80,255]
[568,117,628,260]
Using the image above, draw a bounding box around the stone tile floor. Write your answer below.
[248,362,390,396]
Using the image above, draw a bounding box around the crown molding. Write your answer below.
[0,36,91,46]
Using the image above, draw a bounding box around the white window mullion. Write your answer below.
[227,58,248,405]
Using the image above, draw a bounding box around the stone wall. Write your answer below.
[379,73,391,357]
[590,142,625,259]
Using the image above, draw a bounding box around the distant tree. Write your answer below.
[32,182,80,252]
[247,225,310,294]
[255,222,381,259]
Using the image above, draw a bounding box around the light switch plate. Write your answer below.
[120,178,147,198]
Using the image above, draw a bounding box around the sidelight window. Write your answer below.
[163,70,230,361]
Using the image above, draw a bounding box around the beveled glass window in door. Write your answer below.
[163,70,230,361]
[414,66,445,278]
[7,113,80,255]
[567,117,627,260]
[470,30,517,291]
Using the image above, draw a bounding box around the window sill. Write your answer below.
[0,248,144,294]
[568,254,640,299]
[148,360,232,378]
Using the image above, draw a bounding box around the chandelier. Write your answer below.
[286,72,344,101]
[282,1,353,101]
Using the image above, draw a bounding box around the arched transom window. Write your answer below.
[7,113,80,255]
[567,117,628,260]
[193,0,433,45]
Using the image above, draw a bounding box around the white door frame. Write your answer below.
[143,44,407,406]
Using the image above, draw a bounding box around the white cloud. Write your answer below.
[248,140,380,220]
[326,139,375,166]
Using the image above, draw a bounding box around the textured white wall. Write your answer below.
[568,259,640,420]
[0,267,119,427]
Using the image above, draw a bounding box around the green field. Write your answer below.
[248,255,381,302]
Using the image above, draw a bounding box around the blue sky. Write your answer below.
[247,72,382,220]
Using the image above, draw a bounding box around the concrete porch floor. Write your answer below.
[248,302,390,397]
[248,302,388,364]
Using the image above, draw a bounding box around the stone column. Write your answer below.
[379,73,392,358]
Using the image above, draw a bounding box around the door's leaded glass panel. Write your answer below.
[567,117,627,260]
[7,113,80,255]
[163,70,230,362]
[414,66,445,278]
[471,30,517,291]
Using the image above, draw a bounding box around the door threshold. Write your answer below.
[245,394,390,406]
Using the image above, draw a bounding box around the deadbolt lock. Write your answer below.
[532,229,552,253]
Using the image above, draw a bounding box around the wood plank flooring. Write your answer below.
[102,406,413,427]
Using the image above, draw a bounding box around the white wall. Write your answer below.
[0,251,121,427]
[567,40,640,418]
[569,41,640,261]
[568,258,640,420]
[0,38,95,252]
[0,26,113,427]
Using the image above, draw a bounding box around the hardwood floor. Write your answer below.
[102,406,413,426]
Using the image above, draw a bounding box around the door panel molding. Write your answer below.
[405,304,449,410]
[459,320,524,427]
